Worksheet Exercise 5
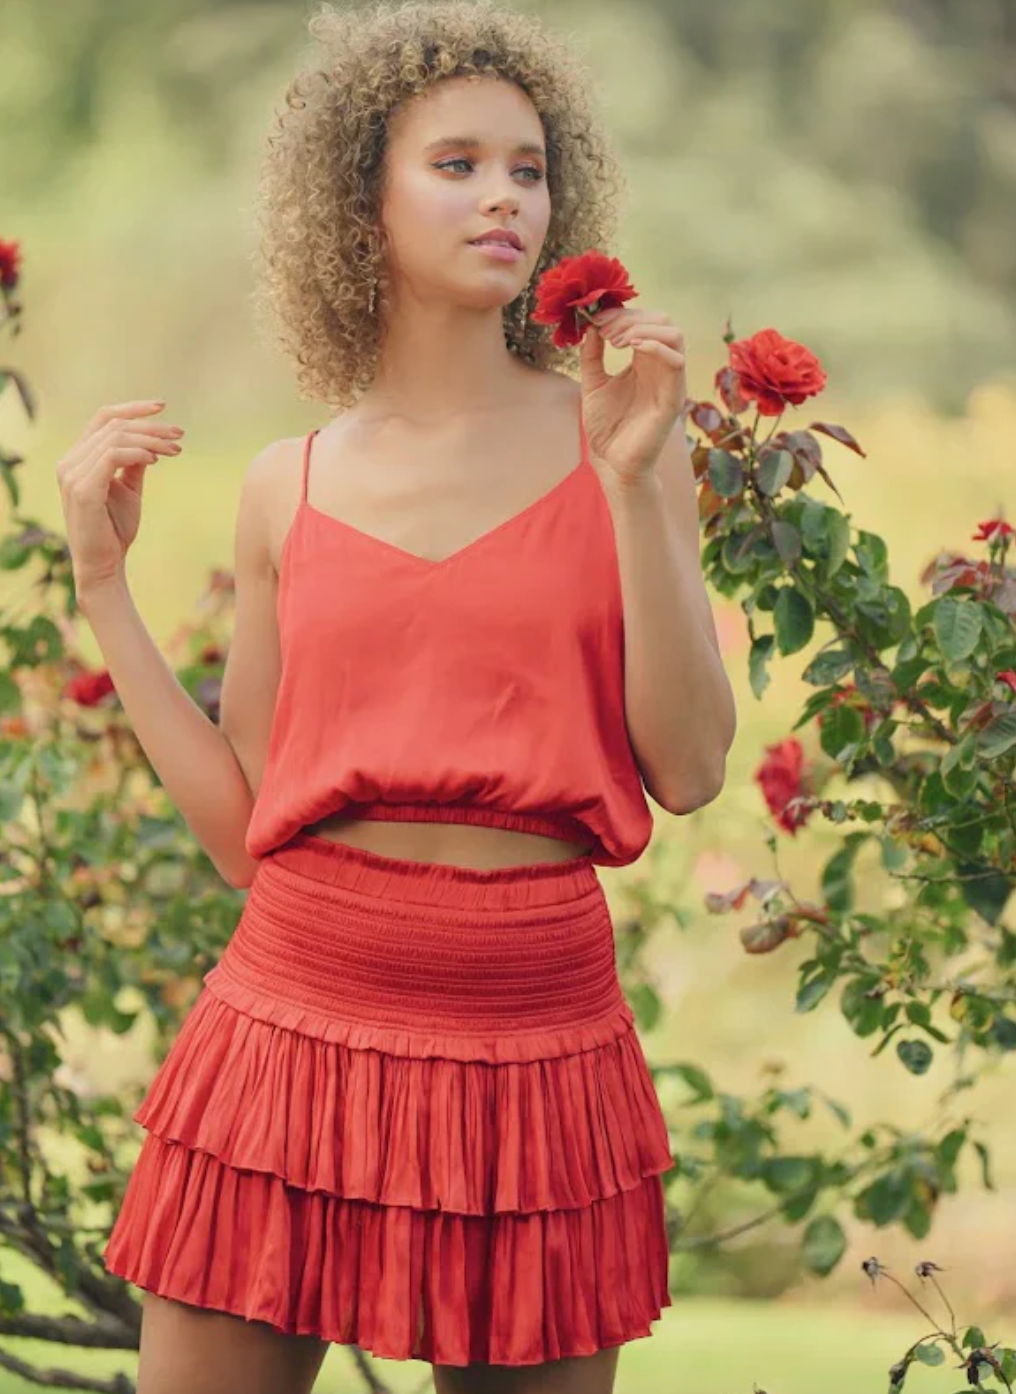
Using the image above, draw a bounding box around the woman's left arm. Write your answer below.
[581,306,738,814]
[602,428,737,814]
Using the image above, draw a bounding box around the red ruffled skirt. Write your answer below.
[102,833,674,1367]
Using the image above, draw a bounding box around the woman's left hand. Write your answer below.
[579,307,687,485]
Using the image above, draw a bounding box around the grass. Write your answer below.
[0,1292,977,1394]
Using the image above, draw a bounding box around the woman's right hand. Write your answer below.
[56,400,185,598]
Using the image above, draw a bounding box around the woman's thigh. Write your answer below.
[433,1346,620,1394]
[136,1291,331,1394]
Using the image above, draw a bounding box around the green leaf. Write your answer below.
[708,449,745,498]
[819,703,866,761]
[628,981,661,1032]
[802,1215,847,1276]
[655,1062,714,1104]
[824,511,851,578]
[897,1039,934,1074]
[856,1171,910,1225]
[937,1129,966,1170]
[822,835,867,913]
[749,634,775,699]
[762,1156,820,1193]
[801,648,855,686]
[0,536,30,570]
[797,968,837,1013]
[0,1279,25,1315]
[976,710,1016,759]
[0,670,21,716]
[934,596,983,662]
[781,1185,819,1222]
[973,1140,995,1190]
[771,519,802,567]
[955,860,1014,926]
[774,587,815,655]
[855,530,888,580]
[904,1192,933,1238]
[962,1327,986,1350]
[820,1093,852,1129]
[914,1343,945,1366]
[991,1015,1016,1050]
[757,449,793,496]
[840,977,884,1038]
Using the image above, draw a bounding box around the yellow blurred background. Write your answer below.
[2,1,1016,1390]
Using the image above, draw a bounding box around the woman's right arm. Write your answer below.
[67,404,289,889]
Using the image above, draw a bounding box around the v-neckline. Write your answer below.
[293,413,592,572]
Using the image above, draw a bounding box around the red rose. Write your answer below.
[997,669,1016,697]
[65,669,116,706]
[973,518,1014,543]
[0,238,21,290]
[729,328,827,417]
[754,737,812,834]
[532,250,636,348]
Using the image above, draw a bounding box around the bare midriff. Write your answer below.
[302,811,594,869]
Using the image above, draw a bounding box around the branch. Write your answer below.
[0,1313,137,1350]
[349,1345,396,1393]
[0,1345,134,1394]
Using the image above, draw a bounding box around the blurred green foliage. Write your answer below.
[1,0,1014,429]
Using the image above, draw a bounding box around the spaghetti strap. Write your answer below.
[301,428,319,506]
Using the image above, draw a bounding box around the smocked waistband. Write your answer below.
[265,830,599,911]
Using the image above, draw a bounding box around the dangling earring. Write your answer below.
[367,274,377,317]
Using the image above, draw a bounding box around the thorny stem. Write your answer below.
[926,1270,957,1335]
[875,1268,959,1353]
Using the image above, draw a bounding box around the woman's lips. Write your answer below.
[468,239,523,262]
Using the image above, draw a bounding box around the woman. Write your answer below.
[59,1,736,1390]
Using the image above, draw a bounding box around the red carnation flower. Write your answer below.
[532,250,636,348]
[728,328,827,417]
[755,737,812,834]
[997,669,1016,697]
[65,668,116,706]
[973,518,1015,543]
[0,237,21,290]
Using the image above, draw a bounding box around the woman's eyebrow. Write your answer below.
[422,135,546,158]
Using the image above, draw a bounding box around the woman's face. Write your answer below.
[379,74,552,312]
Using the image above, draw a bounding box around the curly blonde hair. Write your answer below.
[250,0,624,409]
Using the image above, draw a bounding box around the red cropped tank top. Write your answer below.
[244,403,654,867]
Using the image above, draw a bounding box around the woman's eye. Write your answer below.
[433,159,544,183]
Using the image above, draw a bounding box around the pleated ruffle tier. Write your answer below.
[103,832,675,1367]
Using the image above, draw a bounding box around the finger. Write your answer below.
[592,308,672,338]
[610,320,682,345]
[617,324,685,349]
[628,340,686,370]
[85,400,168,437]
[61,428,182,492]
[580,323,610,392]
[61,445,164,513]
[59,418,183,476]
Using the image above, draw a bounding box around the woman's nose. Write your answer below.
[483,189,520,216]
